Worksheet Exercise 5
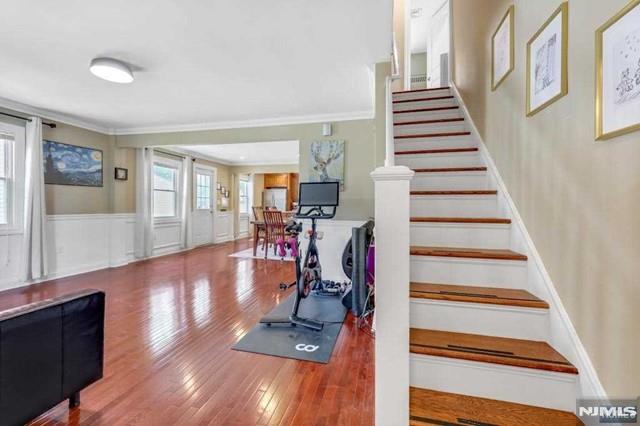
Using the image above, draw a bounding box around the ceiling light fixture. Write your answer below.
[89,57,134,84]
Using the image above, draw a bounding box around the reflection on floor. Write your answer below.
[0,238,373,425]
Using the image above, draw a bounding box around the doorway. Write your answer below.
[409,0,450,89]
[192,165,217,246]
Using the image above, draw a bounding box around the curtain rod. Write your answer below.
[0,111,57,128]
[153,148,186,160]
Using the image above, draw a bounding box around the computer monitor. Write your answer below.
[298,182,339,207]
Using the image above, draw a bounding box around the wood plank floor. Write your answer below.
[0,239,373,425]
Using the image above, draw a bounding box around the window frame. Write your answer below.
[239,179,249,215]
[0,122,25,236]
[195,172,213,211]
[152,159,180,221]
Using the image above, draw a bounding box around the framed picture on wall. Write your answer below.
[526,2,569,116]
[43,140,103,187]
[492,5,515,91]
[595,0,640,140]
[309,140,345,191]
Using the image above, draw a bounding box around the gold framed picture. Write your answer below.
[526,2,569,116]
[492,5,515,91]
[595,0,640,140]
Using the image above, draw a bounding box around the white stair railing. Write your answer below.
[372,29,414,426]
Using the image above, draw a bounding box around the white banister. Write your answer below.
[384,76,395,167]
[371,165,414,426]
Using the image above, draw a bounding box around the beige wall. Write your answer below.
[116,119,377,220]
[452,0,640,396]
[43,123,136,214]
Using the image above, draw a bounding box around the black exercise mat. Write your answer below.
[232,293,347,363]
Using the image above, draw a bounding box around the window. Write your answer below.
[0,133,13,226]
[153,163,178,218]
[196,173,212,210]
[239,180,249,214]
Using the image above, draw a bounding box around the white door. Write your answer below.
[238,178,250,238]
[192,166,216,246]
[427,1,450,88]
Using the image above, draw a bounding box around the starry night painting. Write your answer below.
[43,140,103,187]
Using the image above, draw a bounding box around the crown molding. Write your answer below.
[0,96,374,137]
[0,96,114,135]
[112,110,374,135]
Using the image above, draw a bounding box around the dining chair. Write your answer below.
[252,206,266,256]
[263,210,285,258]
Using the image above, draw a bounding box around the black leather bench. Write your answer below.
[0,289,105,426]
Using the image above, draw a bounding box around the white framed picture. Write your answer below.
[596,0,640,140]
[309,140,345,191]
[492,5,515,91]
[526,2,568,116]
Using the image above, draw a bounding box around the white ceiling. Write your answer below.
[410,0,447,52]
[173,140,299,166]
[0,1,391,135]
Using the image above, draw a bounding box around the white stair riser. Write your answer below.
[393,89,451,102]
[395,136,476,151]
[410,195,498,217]
[410,256,528,288]
[394,98,457,111]
[411,172,490,191]
[394,109,462,122]
[410,354,577,412]
[410,299,549,340]
[396,152,482,169]
[410,222,510,249]
[394,122,467,136]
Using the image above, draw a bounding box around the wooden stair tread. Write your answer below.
[411,217,511,224]
[395,147,478,155]
[410,282,549,309]
[393,95,454,104]
[396,131,471,139]
[393,86,450,94]
[394,106,460,114]
[411,190,497,195]
[394,118,465,126]
[413,167,487,173]
[410,329,578,374]
[410,246,527,261]
[410,388,582,426]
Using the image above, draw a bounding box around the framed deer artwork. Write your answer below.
[309,140,345,191]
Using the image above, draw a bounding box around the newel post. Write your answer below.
[371,165,414,426]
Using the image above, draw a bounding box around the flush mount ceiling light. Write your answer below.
[89,57,134,83]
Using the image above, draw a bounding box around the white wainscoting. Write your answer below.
[0,232,25,289]
[153,219,183,256]
[215,211,234,243]
[299,219,367,282]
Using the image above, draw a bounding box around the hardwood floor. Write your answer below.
[0,239,373,425]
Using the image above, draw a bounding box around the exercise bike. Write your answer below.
[260,181,339,332]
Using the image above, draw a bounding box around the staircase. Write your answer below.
[392,87,582,425]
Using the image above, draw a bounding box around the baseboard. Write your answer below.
[449,82,607,399]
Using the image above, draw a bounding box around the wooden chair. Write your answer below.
[263,210,285,258]
[252,207,266,256]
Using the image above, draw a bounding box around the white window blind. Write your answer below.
[153,163,178,218]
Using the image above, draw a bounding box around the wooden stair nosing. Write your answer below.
[409,329,578,374]
[410,282,549,309]
[411,190,497,196]
[410,246,528,261]
[412,167,487,173]
[393,95,454,104]
[393,86,450,95]
[410,388,583,426]
[410,217,511,224]
[395,147,479,156]
[394,106,460,114]
[394,117,465,126]
[396,131,471,139]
